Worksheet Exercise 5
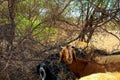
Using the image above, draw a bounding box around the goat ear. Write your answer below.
[59,46,64,50]
[60,46,64,49]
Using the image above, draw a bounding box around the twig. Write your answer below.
[2,52,13,72]
[100,27,120,41]
[57,18,79,28]
[1,56,42,62]
[57,0,72,16]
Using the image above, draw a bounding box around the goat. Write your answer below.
[79,72,120,80]
[59,45,106,78]
[37,62,60,80]
[59,45,120,78]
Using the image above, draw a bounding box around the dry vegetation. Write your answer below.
[1,30,120,80]
[0,0,120,80]
[91,31,120,53]
[0,21,120,80]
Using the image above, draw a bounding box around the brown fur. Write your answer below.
[59,45,120,78]
[59,45,77,64]
[68,58,106,78]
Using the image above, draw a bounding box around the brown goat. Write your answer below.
[59,45,120,78]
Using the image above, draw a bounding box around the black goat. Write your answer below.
[37,62,60,80]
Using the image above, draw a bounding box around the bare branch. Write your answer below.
[57,0,72,16]
[100,27,120,41]
[2,51,13,72]
[57,18,79,27]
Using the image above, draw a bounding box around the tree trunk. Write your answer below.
[7,0,16,50]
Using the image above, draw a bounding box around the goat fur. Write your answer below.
[79,72,120,80]
[37,62,60,80]
[59,45,120,78]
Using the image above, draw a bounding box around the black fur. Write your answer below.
[111,51,120,55]
[72,46,86,57]
[37,62,60,80]
[94,49,108,56]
